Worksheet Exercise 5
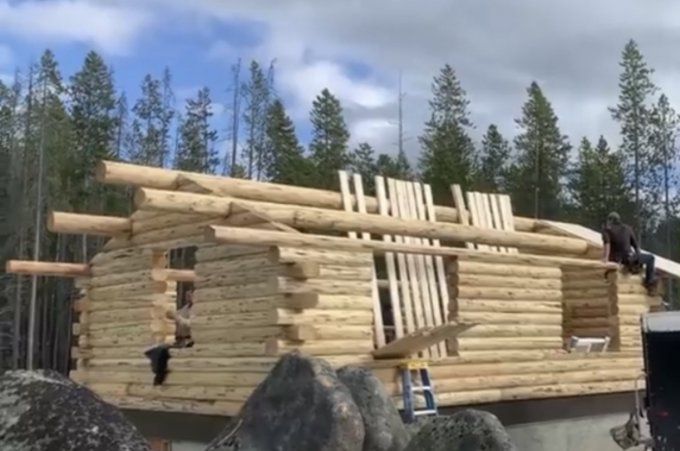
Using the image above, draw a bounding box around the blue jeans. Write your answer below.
[636,253,656,286]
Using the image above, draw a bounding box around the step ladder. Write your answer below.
[400,359,438,423]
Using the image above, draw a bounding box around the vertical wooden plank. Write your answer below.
[404,181,438,358]
[376,176,404,339]
[478,194,498,253]
[424,184,451,325]
[338,170,358,239]
[466,192,489,252]
[500,194,519,254]
[413,182,447,358]
[488,194,507,253]
[394,180,429,358]
[451,184,475,250]
[387,178,415,337]
[352,173,385,348]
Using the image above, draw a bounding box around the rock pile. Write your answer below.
[0,370,150,451]
[206,352,516,451]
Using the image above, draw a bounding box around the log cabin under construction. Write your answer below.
[6,159,680,421]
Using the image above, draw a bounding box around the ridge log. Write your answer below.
[5,260,90,278]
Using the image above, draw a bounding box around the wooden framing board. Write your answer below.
[338,170,385,348]
[499,194,519,254]
[451,184,475,250]
[375,176,404,339]
[424,185,451,326]
[488,195,507,253]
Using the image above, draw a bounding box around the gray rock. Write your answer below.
[207,352,365,451]
[337,366,410,451]
[0,370,150,451]
[404,410,516,451]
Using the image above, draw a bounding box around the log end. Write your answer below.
[133,187,149,209]
[93,160,109,183]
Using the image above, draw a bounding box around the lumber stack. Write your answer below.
[561,268,616,343]
[73,248,176,371]
[447,257,564,357]
[609,271,663,351]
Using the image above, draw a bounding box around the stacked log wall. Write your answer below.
[561,268,616,344]
[610,271,663,351]
[71,248,176,387]
[87,244,378,415]
[447,257,564,357]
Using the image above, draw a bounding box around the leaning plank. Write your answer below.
[373,322,475,359]
[451,184,475,250]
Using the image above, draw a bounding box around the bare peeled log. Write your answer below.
[96,160,537,231]
[5,260,90,278]
[136,188,589,254]
[206,226,614,269]
[48,211,131,236]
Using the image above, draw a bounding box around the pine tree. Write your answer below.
[476,124,510,192]
[350,143,377,194]
[610,39,657,240]
[264,99,311,185]
[568,136,632,229]
[241,61,270,180]
[174,88,218,173]
[129,71,174,167]
[309,88,350,190]
[376,152,413,180]
[508,81,570,219]
[69,51,117,213]
[418,64,475,203]
[649,93,679,261]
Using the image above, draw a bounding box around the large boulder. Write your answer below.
[337,366,410,451]
[207,352,365,451]
[0,370,150,451]
[404,410,516,451]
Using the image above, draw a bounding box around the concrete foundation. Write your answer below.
[124,392,643,450]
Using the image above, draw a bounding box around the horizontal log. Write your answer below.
[136,188,587,254]
[190,294,329,315]
[452,337,563,351]
[563,288,613,300]
[617,294,661,305]
[5,260,90,278]
[126,384,253,402]
[48,211,131,236]
[453,286,562,301]
[456,324,562,338]
[452,274,561,290]
[195,245,271,262]
[450,260,561,278]
[274,247,374,266]
[288,324,373,341]
[96,160,537,231]
[455,311,562,326]
[72,370,266,387]
[265,339,374,356]
[206,226,614,269]
[101,395,241,417]
[132,212,217,235]
[453,299,562,314]
[562,298,611,308]
[151,269,196,282]
[424,368,641,394]
[434,380,639,406]
[192,309,373,328]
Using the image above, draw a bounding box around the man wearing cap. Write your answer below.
[602,212,657,292]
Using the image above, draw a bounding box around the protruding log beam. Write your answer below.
[96,160,536,231]
[5,260,90,278]
[206,226,617,269]
[151,269,197,282]
[48,211,131,236]
[138,188,588,254]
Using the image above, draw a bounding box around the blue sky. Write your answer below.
[3,0,680,168]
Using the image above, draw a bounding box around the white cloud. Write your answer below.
[0,0,153,55]
[149,0,680,159]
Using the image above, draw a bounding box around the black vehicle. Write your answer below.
[612,311,680,450]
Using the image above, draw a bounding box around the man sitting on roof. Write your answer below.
[602,212,657,293]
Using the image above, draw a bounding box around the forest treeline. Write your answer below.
[1,39,679,371]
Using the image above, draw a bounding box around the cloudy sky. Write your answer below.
[1,0,679,164]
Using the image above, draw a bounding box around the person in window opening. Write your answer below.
[173,289,194,348]
[602,212,657,293]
